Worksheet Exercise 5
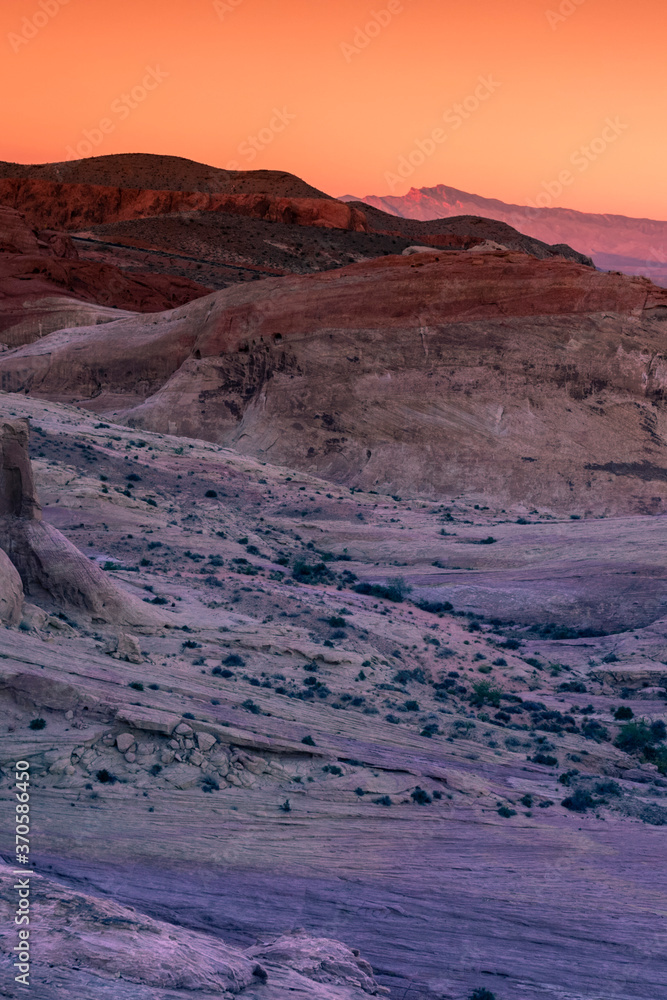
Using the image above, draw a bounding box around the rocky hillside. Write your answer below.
[343,184,667,286]
[0,153,331,197]
[1,392,667,999]
[2,249,666,513]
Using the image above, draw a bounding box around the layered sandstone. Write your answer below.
[2,251,667,511]
[0,178,368,233]
[0,205,211,342]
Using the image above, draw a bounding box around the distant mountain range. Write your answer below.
[341,185,667,287]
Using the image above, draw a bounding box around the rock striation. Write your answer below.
[2,251,667,511]
[0,206,211,344]
[0,178,368,233]
[0,860,383,998]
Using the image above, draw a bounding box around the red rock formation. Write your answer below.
[2,251,667,513]
[0,178,368,233]
[0,206,212,343]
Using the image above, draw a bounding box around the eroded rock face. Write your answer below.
[0,418,40,519]
[2,253,667,511]
[0,419,162,625]
[0,204,211,343]
[0,177,368,233]
[0,860,382,998]
[0,547,22,624]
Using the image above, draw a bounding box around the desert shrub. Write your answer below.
[242,699,261,714]
[128,681,144,691]
[293,561,335,584]
[559,680,587,693]
[562,789,595,812]
[421,724,439,738]
[581,720,609,742]
[493,657,507,667]
[594,780,621,797]
[614,706,634,720]
[29,718,46,730]
[521,794,533,808]
[497,806,516,818]
[652,720,667,741]
[224,654,245,667]
[411,787,432,805]
[615,721,659,753]
[95,769,117,784]
[205,489,218,498]
[201,775,219,793]
[469,990,496,1000]
[415,599,453,613]
[531,753,558,767]
[470,681,502,708]
[374,795,392,806]
[394,668,426,685]
[301,735,316,746]
[279,799,291,812]
[327,616,346,628]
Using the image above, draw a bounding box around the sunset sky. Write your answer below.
[2,0,666,219]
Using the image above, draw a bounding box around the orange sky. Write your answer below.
[2,0,666,219]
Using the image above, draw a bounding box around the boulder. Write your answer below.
[247,930,380,994]
[115,733,136,753]
[115,705,181,735]
[105,632,143,663]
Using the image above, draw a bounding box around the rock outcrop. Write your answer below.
[0,547,23,624]
[0,419,162,625]
[2,252,667,511]
[0,177,368,233]
[0,152,331,197]
[0,205,212,344]
[0,860,382,998]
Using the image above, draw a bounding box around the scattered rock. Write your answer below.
[115,706,181,735]
[196,731,217,752]
[115,732,135,753]
[106,632,143,663]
